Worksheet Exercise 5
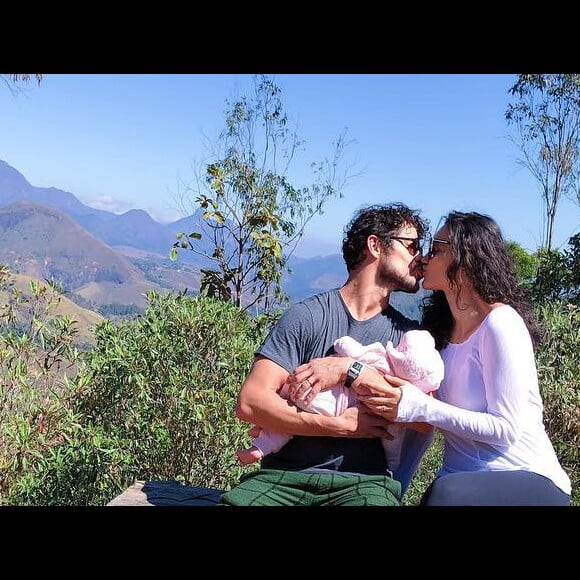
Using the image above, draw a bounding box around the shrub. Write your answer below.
[0,266,84,504]
[5,291,264,505]
[3,270,577,506]
[536,301,580,505]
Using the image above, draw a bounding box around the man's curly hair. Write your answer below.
[342,203,429,273]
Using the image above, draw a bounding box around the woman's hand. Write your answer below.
[285,356,354,406]
[354,372,406,421]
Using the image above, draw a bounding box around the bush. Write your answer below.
[0,266,84,504]
[4,291,264,505]
[536,301,580,505]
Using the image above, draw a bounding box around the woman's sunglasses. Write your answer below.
[427,237,451,259]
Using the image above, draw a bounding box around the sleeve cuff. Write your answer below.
[396,382,431,423]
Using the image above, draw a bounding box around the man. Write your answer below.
[220,203,432,506]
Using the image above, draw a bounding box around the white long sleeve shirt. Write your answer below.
[397,305,571,495]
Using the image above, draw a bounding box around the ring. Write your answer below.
[301,379,311,389]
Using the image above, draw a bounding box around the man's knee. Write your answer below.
[332,476,402,506]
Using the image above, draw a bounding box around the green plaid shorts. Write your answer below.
[220,468,402,506]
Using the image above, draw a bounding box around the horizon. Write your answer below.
[1,74,578,258]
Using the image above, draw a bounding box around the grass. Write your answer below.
[403,431,443,506]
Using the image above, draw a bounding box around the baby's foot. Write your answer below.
[236,447,263,465]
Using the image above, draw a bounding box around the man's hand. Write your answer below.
[247,425,262,438]
[285,356,353,406]
[336,405,394,440]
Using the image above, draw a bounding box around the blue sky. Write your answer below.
[1,73,578,257]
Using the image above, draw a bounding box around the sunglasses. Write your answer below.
[426,237,451,259]
[391,236,430,256]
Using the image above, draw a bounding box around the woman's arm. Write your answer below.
[354,373,522,447]
[362,311,535,447]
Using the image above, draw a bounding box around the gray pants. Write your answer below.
[421,470,570,506]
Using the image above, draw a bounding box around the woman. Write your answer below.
[288,211,571,505]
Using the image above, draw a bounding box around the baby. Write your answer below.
[237,329,444,474]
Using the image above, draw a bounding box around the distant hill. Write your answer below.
[1,272,105,348]
[0,159,427,320]
[285,254,347,302]
[0,201,166,308]
[0,159,211,260]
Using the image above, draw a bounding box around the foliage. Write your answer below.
[97,303,144,317]
[1,74,42,95]
[506,74,580,250]
[171,74,355,317]
[3,291,265,505]
[535,301,580,506]
[403,431,443,506]
[526,233,580,305]
[567,233,580,297]
[0,264,83,502]
[1,264,577,506]
[506,240,537,282]
[6,74,43,84]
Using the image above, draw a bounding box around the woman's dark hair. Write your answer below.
[342,203,429,273]
[421,211,543,350]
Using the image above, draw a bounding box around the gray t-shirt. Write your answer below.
[257,288,421,475]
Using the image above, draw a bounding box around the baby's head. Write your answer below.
[397,330,436,353]
[386,330,444,393]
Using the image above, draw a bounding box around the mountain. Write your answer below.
[0,201,165,308]
[0,159,92,216]
[0,159,192,258]
[285,254,347,302]
[0,159,426,319]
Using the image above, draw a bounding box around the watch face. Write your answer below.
[349,361,362,377]
[345,361,363,387]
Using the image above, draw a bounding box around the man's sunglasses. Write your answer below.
[391,236,430,256]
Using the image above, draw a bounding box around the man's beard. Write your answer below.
[378,259,420,294]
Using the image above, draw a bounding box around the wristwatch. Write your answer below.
[344,361,363,388]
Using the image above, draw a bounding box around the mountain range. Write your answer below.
[0,159,424,320]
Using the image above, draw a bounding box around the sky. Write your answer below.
[1,73,578,258]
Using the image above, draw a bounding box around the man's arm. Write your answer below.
[236,355,393,439]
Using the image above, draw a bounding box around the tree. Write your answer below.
[525,234,580,305]
[171,74,355,316]
[505,74,580,251]
[1,74,42,95]
[506,240,537,282]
